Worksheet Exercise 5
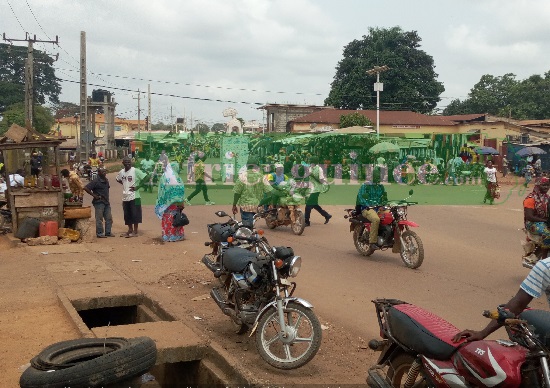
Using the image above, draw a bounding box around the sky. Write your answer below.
[2,0,550,128]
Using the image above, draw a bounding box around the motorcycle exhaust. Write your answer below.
[210,288,239,321]
[202,255,223,278]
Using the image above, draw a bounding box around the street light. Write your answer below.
[366,65,389,139]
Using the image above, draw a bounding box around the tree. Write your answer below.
[0,43,61,113]
[0,102,55,134]
[52,101,80,119]
[211,123,226,133]
[340,112,373,128]
[325,27,445,114]
[194,122,210,134]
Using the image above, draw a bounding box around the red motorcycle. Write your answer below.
[344,190,424,269]
[367,299,550,387]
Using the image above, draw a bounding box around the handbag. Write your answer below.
[172,210,189,227]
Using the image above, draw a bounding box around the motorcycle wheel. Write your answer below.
[387,353,425,387]
[399,230,424,269]
[353,225,374,256]
[265,214,277,229]
[291,209,306,235]
[255,302,322,370]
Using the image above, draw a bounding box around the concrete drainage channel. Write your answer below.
[46,258,254,387]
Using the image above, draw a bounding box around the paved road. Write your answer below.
[101,170,545,366]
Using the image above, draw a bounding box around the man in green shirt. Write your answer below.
[232,156,273,225]
[185,154,214,205]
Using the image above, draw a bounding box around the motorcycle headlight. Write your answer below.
[287,256,302,277]
[235,227,253,239]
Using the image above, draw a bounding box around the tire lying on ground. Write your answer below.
[20,337,156,388]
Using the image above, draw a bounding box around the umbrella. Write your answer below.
[369,142,400,154]
[516,146,547,157]
[474,146,499,155]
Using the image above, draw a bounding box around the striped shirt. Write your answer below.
[520,258,550,306]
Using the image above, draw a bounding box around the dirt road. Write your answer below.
[2,175,542,386]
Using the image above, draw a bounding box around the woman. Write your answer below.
[154,162,186,242]
[483,161,498,205]
[524,177,550,259]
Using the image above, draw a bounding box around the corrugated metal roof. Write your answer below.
[292,109,457,126]
[443,114,487,122]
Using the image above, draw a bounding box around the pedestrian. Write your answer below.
[304,156,332,227]
[155,162,186,242]
[502,155,509,177]
[30,152,42,177]
[232,156,273,225]
[524,164,535,188]
[158,149,169,170]
[483,161,498,205]
[184,153,214,205]
[115,156,147,238]
[83,167,114,238]
[63,168,84,201]
[68,151,76,171]
[140,154,156,193]
[186,149,196,183]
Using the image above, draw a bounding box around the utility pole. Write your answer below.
[170,105,174,132]
[133,89,141,136]
[2,33,59,129]
[79,31,88,161]
[366,65,389,140]
[147,84,151,131]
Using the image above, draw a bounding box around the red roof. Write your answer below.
[292,109,456,126]
[443,114,487,122]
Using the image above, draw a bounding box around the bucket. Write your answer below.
[15,217,41,239]
[39,221,59,237]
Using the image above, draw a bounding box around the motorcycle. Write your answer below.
[89,166,98,181]
[367,299,550,387]
[201,211,322,369]
[263,181,307,236]
[344,190,424,269]
[521,228,545,269]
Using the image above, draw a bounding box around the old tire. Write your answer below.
[20,337,156,388]
[353,225,374,256]
[291,209,306,235]
[399,230,424,269]
[255,302,322,370]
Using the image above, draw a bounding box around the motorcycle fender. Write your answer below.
[398,220,419,227]
[249,297,315,337]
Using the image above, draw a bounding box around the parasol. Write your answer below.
[516,146,547,157]
[369,142,400,154]
[474,146,499,155]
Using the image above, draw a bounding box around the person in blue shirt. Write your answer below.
[356,170,388,251]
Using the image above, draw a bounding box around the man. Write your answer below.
[116,156,147,238]
[502,155,509,177]
[232,156,273,225]
[158,149,169,170]
[88,152,100,169]
[356,169,388,251]
[266,163,290,207]
[304,156,332,227]
[453,257,550,344]
[522,177,550,263]
[84,167,114,238]
[186,149,196,183]
[9,169,25,187]
[446,156,461,186]
[185,153,214,205]
[140,154,156,193]
[63,168,84,200]
[30,152,42,177]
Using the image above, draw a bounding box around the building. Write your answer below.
[259,104,333,133]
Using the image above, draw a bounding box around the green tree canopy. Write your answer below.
[443,71,550,120]
[340,112,373,128]
[0,43,61,113]
[52,101,80,119]
[194,122,210,134]
[211,123,226,133]
[325,27,444,114]
[0,102,55,134]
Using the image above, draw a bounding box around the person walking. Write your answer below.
[155,162,186,242]
[116,156,147,238]
[140,154,156,193]
[502,155,509,177]
[483,161,499,205]
[186,149,196,183]
[304,156,332,227]
[184,153,214,205]
[83,167,114,238]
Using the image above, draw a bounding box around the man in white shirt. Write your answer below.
[9,169,25,187]
[116,157,147,237]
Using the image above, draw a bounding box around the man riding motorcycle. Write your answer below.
[523,176,550,264]
[265,163,290,207]
[356,169,388,251]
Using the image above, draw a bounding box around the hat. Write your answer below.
[274,163,284,169]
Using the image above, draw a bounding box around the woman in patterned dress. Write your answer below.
[154,162,186,242]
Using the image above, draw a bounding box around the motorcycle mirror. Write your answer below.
[408,189,414,195]
[215,211,228,217]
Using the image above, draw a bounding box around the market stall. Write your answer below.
[0,124,65,234]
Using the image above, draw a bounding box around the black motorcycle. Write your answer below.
[202,211,322,369]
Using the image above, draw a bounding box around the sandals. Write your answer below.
[120,232,137,238]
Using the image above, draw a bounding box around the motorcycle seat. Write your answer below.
[222,247,259,273]
[388,304,461,360]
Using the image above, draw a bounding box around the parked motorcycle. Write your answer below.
[367,299,550,387]
[201,211,322,369]
[263,181,307,235]
[344,190,424,269]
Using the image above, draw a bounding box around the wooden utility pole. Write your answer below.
[2,33,59,129]
[147,84,151,131]
[133,89,141,136]
[79,31,88,162]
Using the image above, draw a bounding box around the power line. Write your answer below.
[5,0,26,32]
